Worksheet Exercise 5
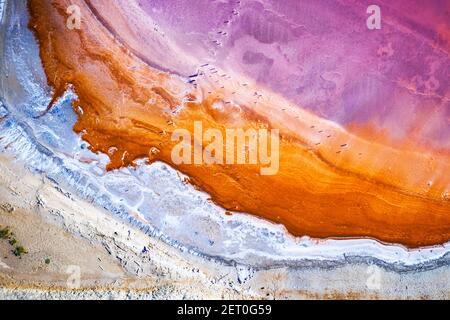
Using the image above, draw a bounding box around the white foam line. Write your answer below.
[0,0,5,22]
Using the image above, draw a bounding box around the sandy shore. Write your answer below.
[0,154,253,299]
[0,154,449,299]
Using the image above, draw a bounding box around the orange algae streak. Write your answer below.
[28,0,450,247]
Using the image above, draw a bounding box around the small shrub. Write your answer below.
[13,246,27,257]
[45,258,51,265]
[0,226,11,239]
[1,226,28,258]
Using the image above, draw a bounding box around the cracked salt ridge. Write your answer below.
[1,0,450,272]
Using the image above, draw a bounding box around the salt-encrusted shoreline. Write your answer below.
[0,154,449,299]
[0,154,255,299]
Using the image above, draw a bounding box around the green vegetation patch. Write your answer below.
[0,226,11,239]
[0,225,28,258]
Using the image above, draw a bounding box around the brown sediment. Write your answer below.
[27,0,450,247]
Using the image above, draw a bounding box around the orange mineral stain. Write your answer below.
[28,0,450,247]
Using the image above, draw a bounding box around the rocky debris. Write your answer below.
[0,203,14,213]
